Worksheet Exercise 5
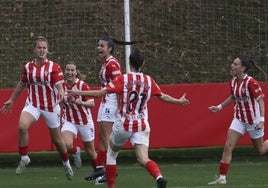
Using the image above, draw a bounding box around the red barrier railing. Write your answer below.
[1,83,267,152]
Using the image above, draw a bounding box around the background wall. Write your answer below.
[2,83,267,153]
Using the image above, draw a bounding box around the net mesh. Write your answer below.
[0,0,268,88]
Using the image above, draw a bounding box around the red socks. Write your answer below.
[145,160,161,179]
[91,159,97,169]
[60,152,69,162]
[96,149,107,166]
[19,146,28,156]
[105,160,161,187]
[219,161,229,175]
[106,164,117,188]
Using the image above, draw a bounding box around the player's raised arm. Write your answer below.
[1,81,27,114]
[158,92,189,106]
[208,95,234,113]
[67,89,107,98]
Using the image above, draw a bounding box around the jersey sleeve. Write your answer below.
[248,78,264,100]
[81,82,94,102]
[105,75,124,94]
[107,60,122,80]
[52,63,64,85]
[150,77,162,96]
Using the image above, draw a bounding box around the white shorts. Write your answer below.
[97,100,118,122]
[22,102,61,128]
[230,118,264,139]
[110,119,150,147]
[61,121,95,142]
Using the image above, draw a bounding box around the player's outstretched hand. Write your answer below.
[208,105,220,113]
[66,90,79,97]
[53,93,64,107]
[179,93,189,106]
[1,100,13,114]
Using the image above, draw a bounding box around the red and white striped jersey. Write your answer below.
[62,79,94,125]
[99,56,122,102]
[230,74,264,124]
[105,72,162,132]
[99,56,122,87]
[21,60,64,112]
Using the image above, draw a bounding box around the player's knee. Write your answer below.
[18,120,31,132]
[255,148,265,155]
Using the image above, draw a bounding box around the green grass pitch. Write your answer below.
[1,147,268,188]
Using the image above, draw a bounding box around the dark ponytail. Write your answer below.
[239,56,267,81]
[98,35,141,54]
[112,38,139,45]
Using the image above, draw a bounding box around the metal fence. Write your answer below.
[1,0,268,88]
